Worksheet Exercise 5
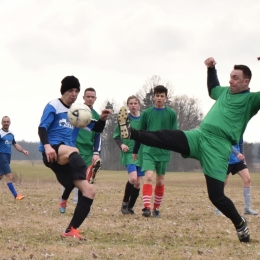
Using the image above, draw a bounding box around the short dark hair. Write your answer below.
[84,87,96,94]
[234,65,252,80]
[153,85,168,96]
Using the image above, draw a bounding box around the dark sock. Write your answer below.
[62,184,75,200]
[69,152,87,175]
[128,187,140,209]
[78,189,83,201]
[66,196,93,232]
[236,218,244,229]
[123,181,134,203]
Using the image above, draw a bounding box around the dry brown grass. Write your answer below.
[1,163,260,260]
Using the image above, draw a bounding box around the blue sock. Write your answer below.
[7,182,17,198]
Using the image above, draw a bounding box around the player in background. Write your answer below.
[113,95,144,215]
[38,76,111,239]
[122,86,178,218]
[0,116,28,200]
[59,87,102,213]
[215,138,258,215]
[117,57,260,242]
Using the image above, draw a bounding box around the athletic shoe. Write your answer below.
[152,208,161,218]
[142,207,151,217]
[244,208,258,215]
[61,227,84,240]
[118,106,131,139]
[121,203,129,214]
[59,199,67,214]
[128,208,135,215]
[15,194,25,200]
[236,217,250,243]
[214,208,223,215]
[86,158,102,184]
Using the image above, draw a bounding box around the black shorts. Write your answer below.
[42,143,87,188]
[227,161,247,175]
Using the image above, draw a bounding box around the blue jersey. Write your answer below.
[229,139,243,164]
[38,99,95,152]
[0,129,16,154]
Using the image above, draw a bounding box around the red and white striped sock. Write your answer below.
[153,184,164,210]
[142,184,153,209]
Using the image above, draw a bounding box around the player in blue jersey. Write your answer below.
[38,76,111,240]
[59,87,102,213]
[0,116,29,200]
[215,139,258,215]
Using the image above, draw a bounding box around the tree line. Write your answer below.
[11,75,260,172]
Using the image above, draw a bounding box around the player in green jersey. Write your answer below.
[113,95,144,215]
[122,85,178,218]
[59,88,102,213]
[117,57,260,242]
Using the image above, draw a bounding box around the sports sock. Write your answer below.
[142,184,152,209]
[123,181,134,203]
[69,152,87,176]
[66,196,93,232]
[243,187,251,210]
[153,184,164,210]
[7,182,17,198]
[128,187,140,209]
[61,184,75,200]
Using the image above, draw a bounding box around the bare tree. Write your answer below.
[136,75,174,111]
[170,95,203,130]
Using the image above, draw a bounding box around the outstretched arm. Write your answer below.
[204,57,220,96]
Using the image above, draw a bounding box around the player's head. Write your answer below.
[83,88,97,108]
[1,116,10,131]
[127,95,140,115]
[153,85,168,108]
[153,85,168,97]
[60,76,80,105]
[127,95,140,105]
[229,65,251,93]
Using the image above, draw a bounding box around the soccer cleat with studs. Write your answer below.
[61,227,85,240]
[236,217,250,243]
[244,208,258,215]
[86,158,102,184]
[142,207,151,217]
[152,208,161,218]
[59,199,67,214]
[15,194,25,200]
[117,106,131,139]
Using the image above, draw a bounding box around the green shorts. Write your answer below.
[183,129,232,182]
[142,153,168,175]
[80,154,92,167]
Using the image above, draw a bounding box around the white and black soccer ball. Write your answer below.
[68,103,92,128]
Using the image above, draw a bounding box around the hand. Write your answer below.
[23,150,29,156]
[100,109,113,121]
[204,57,217,68]
[44,144,57,162]
[237,153,245,161]
[92,155,100,163]
[121,144,129,152]
[132,154,138,161]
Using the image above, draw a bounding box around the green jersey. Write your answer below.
[140,106,178,162]
[76,108,100,157]
[200,87,260,144]
[113,114,143,166]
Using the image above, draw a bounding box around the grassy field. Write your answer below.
[1,163,260,260]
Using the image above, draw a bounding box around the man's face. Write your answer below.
[127,98,140,114]
[153,92,167,108]
[63,88,79,106]
[1,117,10,131]
[229,70,250,93]
[83,91,96,108]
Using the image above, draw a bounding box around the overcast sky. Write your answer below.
[1,0,260,143]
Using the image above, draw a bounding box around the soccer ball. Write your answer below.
[68,103,92,128]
